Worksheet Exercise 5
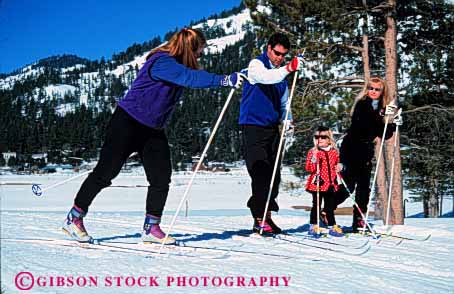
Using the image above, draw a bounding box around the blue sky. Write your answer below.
[0,0,241,74]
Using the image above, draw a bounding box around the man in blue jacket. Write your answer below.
[240,33,303,235]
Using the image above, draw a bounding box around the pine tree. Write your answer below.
[396,0,454,217]
[243,0,452,221]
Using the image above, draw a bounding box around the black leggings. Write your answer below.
[335,163,372,222]
[311,190,337,225]
[242,125,281,218]
[337,138,374,222]
[74,107,172,216]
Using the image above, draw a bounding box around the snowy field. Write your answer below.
[1,169,453,293]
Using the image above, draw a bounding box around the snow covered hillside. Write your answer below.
[1,171,453,293]
[0,9,253,115]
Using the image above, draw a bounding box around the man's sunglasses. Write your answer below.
[314,135,329,140]
[368,86,382,92]
[272,48,287,57]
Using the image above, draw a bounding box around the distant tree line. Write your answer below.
[0,4,250,167]
[1,1,452,218]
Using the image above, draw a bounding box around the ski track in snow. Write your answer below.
[1,174,454,293]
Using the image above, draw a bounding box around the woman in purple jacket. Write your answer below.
[62,28,243,245]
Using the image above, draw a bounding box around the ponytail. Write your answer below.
[146,28,206,69]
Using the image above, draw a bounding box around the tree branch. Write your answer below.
[308,40,364,53]
[404,104,454,114]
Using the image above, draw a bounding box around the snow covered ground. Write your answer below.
[1,169,453,293]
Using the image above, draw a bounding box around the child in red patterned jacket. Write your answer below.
[305,126,344,237]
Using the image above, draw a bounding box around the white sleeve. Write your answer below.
[247,59,289,85]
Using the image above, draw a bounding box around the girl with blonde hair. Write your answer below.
[305,126,344,237]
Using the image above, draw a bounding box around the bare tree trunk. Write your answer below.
[362,36,370,81]
[440,193,443,217]
[383,134,403,224]
[423,196,429,217]
[380,0,404,225]
[374,139,387,221]
[428,177,439,217]
[362,2,370,80]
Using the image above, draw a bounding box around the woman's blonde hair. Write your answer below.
[146,28,206,69]
[312,126,337,150]
[350,77,391,116]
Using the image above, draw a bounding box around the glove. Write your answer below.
[393,114,403,126]
[285,126,294,137]
[310,149,318,164]
[221,72,246,89]
[385,104,397,115]
[312,174,324,186]
[393,108,403,125]
[283,120,294,132]
[285,54,304,73]
[283,122,295,150]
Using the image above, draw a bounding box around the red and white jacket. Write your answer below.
[305,147,339,192]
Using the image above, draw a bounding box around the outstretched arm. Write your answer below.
[150,55,224,88]
[247,59,288,85]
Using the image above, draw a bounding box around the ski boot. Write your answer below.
[142,214,176,245]
[253,218,276,236]
[265,211,282,234]
[309,224,323,238]
[352,218,369,233]
[328,224,344,237]
[319,211,328,227]
[62,205,93,243]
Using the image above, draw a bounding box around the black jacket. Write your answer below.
[340,96,395,165]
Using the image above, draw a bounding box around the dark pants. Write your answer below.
[310,189,337,225]
[242,125,281,219]
[74,107,172,217]
[336,163,372,222]
[335,138,374,223]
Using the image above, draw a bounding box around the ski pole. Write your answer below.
[279,121,295,172]
[337,173,378,238]
[385,108,401,228]
[362,106,393,232]
[160,87,238,253]
[316,154,320,234]
[32,170,92,196]
[259,54,303,234]
[272,91,297,211]
[31,152,138,196]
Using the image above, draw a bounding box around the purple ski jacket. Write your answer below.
[118,51,225,129]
